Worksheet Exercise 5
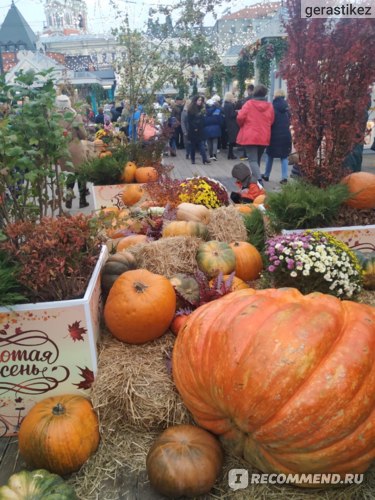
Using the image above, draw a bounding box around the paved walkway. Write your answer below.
[69,147,375,215]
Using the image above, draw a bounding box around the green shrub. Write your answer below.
[78,156,123,186]
[265,180,350,231]
[0,251,26,306]
[242,208,266,254]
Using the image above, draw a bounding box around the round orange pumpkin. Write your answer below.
[100,206,119,214]
[170,313,191,336]
[229,241,263,282]
[173,288,375,481]
[234,204,256,214]
[99,150,112,158]
[18,395,100,476]
[341,172,375,209]
[122,161,137,183]
[104,269,176,343]
[220,274,249,291]
[146,425,223,498]
[135,166,158,183]
[116,234,148,252]
[122,184,144,206]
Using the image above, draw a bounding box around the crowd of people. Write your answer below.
[60,83,293,209]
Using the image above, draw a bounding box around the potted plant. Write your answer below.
[79,135,171,210]
[264,179,375,253]
[0,213,107,437]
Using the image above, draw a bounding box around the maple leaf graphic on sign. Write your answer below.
[74,366,95,390]
[67,320,87,341]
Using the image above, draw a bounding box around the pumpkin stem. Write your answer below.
[52,403,66,416]
[133,281,149,293]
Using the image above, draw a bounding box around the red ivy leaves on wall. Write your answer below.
[280,0,375,187]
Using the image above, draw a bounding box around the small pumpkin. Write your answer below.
[162,221,209,240]
[170,273,200,308]
[18,395,100,476]
[116,234,148,252]
[101,251,137,294]
[234,204,256,214]
[146,425,223,498]
[122,161,137,183]
[212,274,250,291]
[0,469,77,499]
[253,194,266,207]
[93,138,106,152]
[99,150,112,158]
[122,184,144,206]
[135,166,158,183]
[341,172,375,209]
[176,203,211,224]
[104,269,176,344]
[354,250,375,290]
[170,313,191,336]
[196,241,236,279]
[229,241,263,282]
[99,206,119,216]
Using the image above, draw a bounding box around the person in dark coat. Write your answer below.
[203,96,224,161]
[95,107,105,125]
[187,95,210,165]
[223,92,239,159]
[262,89,292,184]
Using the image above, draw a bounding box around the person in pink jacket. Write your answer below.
[236,84,275,186]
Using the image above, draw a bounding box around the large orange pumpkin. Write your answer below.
[135,166,158,183]
[229,241,263,282]
[146,425,223,498]
[122,184,144,206]
[104,269,176,343]
[341,172,375,209]
[18,395,100,476]
[173,288,375,481]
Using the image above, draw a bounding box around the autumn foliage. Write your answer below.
[280,0,375,186]
[0,214,102,302]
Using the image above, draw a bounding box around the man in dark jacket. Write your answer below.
[171,97,184,149]
[262,89,292,184]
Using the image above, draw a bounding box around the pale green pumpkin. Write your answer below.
[196,241,236,278]
[0,469,76,500]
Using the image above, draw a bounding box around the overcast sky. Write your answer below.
[0,0,264,36]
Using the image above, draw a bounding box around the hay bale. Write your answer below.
[208,206,247,243]
[69,331,192,499]
[91,332,192,432]
[128,236,201,278]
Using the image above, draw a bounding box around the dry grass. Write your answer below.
[128,236,201,278]
[68,331,192,499]
[207,206,247,243]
